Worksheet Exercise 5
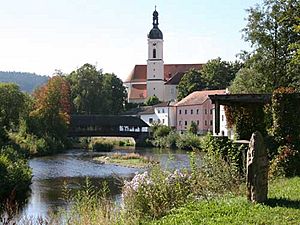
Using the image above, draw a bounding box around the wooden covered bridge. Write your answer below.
[68,115,150,144]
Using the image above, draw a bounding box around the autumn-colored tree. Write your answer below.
[30,76,71,140]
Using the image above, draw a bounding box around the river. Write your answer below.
[18,147,190,219]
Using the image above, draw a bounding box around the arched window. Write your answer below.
[153,49,156,58]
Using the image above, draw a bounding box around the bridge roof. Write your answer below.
[70,115,149,127]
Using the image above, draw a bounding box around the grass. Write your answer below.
[148,177,300,225]
[93,153,157,168]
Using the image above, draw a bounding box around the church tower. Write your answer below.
[147,7,164,101]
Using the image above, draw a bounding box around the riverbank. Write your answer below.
[148,177,300,225]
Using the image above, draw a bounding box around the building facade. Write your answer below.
[138,102,176,127]
[175,90,226,134]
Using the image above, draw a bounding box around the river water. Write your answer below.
[18,148,190,219]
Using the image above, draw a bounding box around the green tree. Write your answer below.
[68,64,104,114]
[201,57,242,90]
[68,64,126,115]
[230,68,267,94]
[101,73,126,114]
[241,0,300,92]
[177,69,205,101]
[145,95,161,106]
[0,83,25,145]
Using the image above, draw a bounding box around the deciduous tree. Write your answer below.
[240,0,300,92]
[201,57,242,90]
[177,69,205,101]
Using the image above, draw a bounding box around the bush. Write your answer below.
[200,133,245,174]
[152,125,171,138]
[269,145,300,178]
[122,152,242,220]
[122,167,193,219]
[0,146,32,202]
[89,140,114,152]
[175,133,201,150]
[151,131,179,149]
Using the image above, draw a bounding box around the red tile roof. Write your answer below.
[124,64,203,83]
[175,90,226,106]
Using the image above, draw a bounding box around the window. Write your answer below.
[210,109,213,115]
[210,120,213,126]
[185,109,187,114]
[197,120,199,125]
[205,120,207,126]
[185,121,188,126]
[157,109,160,113]
[191,109,193,114]
[222,115,224,121]
[179,121,182,125]
[179,109,182,114]
[162,119,165,124]
[205,109,207,114]
[158,119,161,123]
[196,109,199,114]
[149,118,153,124]
[153,49,156,58]
[162,109,165,113]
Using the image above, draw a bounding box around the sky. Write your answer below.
[0,0,263,81]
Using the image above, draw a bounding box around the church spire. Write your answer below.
[153,6,159,27]
[148,6,163,39]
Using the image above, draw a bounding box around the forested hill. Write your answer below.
[0,71,49,93]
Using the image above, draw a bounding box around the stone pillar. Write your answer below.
[247,131,269,203]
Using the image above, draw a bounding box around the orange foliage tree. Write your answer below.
[30,76,71,141]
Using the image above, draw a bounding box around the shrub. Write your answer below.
[269,145,300,177]
[175,133,201,150]
[0,146,32,202]
[151,131,179,149]
[122,167,193,219]
[89,140,113,152]
[188,121,198,134]
[122,152,242,220]
[152,125,171,138]
[200,133,244,174]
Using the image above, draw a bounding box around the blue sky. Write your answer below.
[0,0,263,81]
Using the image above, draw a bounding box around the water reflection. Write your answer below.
[18,148,191,219]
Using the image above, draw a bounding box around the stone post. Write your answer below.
[247,131,269,203]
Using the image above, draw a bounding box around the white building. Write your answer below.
[138,102,176,127]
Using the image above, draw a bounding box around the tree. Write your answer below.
[101,73,126,114]
[30,76,71,140]
[201,57,242,90]
[230,68,267,94]
[0,83,26,146]
[68,64,103,114]
[68,64,126,115]
[177,69,205,101]
[145,95,161,106]
[0,83,25,130]
[241,0,300,92]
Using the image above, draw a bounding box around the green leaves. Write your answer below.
[68,64,126,115]
[240,0,300,91]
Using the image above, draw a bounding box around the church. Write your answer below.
[124,8,203,103]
